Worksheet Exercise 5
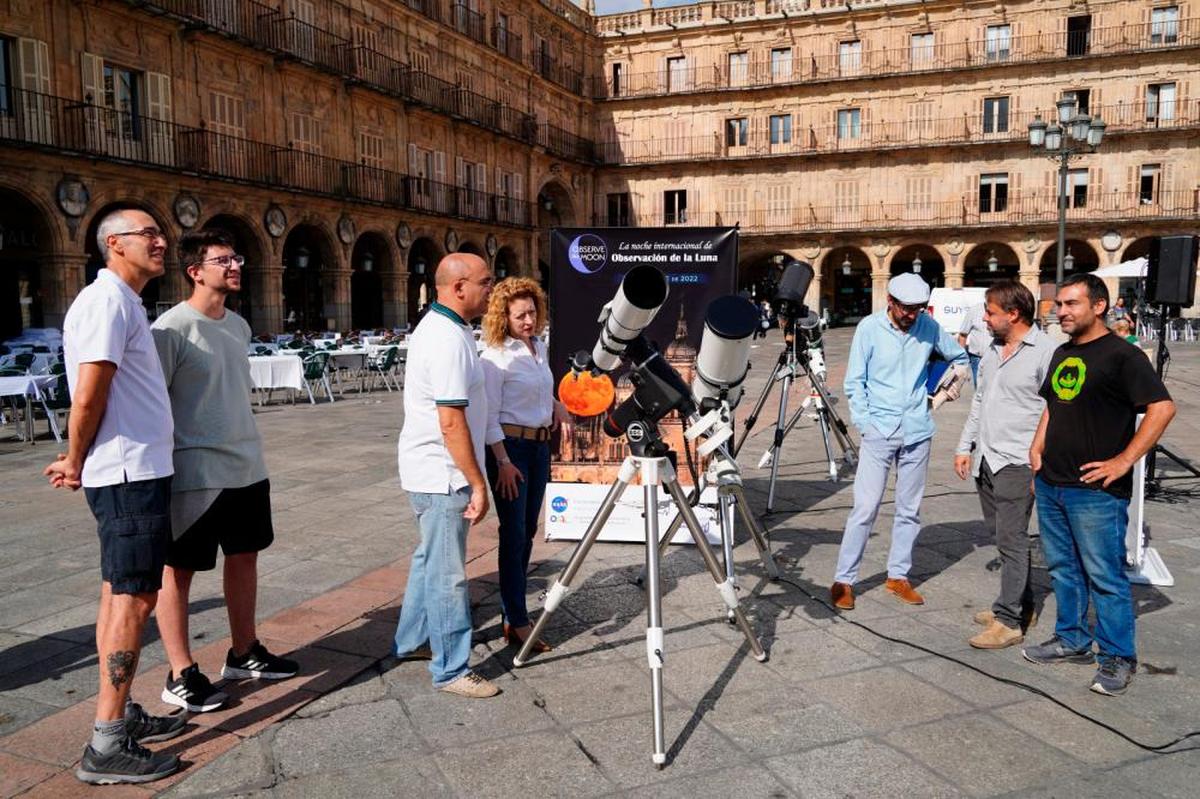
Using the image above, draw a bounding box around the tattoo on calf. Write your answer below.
[106,650,137,689]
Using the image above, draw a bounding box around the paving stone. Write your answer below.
[270,755,455,799]
[803,665,971,734]
[1105,747,1200,799]
[764,737,958,798]
[884,713,1084,796]
[399,678,556,748]
[295,668,388,718]
[434,729,616,797]
[630,763,797,799]
[521,658,681,726]
[702,693,865,757]
[159,735,275,798]
[992,700,1147,765]
[0,631,81,676]
[271,700,421,779]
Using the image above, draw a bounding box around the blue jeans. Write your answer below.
[835,427,931,585]
[485,438,551,628]
[1035,476,1135,664]
[393,488,473,686]
[968,353,982,385]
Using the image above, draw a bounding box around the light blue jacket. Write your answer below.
[843,310,968,445]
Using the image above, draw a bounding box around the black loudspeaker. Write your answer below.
[1146,236,1199,308]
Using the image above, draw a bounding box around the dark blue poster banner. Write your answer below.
[545,227,738,542]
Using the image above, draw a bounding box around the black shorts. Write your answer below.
[85,476,172,595]
[167,479,275,572]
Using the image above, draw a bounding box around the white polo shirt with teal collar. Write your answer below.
[397,302,488,494]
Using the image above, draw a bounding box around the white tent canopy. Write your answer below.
[1091,257,1148,279]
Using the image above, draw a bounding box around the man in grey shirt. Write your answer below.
[152,230,297,714]
[954,281,1057,649]
[958,301,991,385]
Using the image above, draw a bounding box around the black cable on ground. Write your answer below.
[769,571,1200,755]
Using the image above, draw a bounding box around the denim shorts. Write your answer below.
[84,476,172,595]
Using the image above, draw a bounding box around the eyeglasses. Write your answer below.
[889,297,925,315]
[197,254,245,270]
[111,228,167,242]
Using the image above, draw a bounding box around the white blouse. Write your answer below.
[479,336,555,445]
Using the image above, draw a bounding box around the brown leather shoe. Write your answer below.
[885,578,924,605]
[830,582,855,610]
[969,619,1024,649]
[974,608,1038,630]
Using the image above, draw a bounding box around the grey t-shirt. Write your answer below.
[151,302,268,493]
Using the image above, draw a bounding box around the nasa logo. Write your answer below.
[551,496,569,513]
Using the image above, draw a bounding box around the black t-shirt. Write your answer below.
[1039,332,1171,498]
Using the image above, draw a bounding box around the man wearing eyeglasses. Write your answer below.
[151,230,297,717]
[831,272,968,611]
[44,208,184,784]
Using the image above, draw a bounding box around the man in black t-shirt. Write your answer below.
[1024,274,1175,697]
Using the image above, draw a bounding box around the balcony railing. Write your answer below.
[600,99,1200,165]
[613,191,1200,235]
[0,86,534,227]
[492,26,523,63]
[451,2,488,45]
[539,122,596,162]
[116,0,596,155]
[596,18,1200,99]
[533,51,585,95]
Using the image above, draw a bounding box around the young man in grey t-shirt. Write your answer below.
[151,230,298,714]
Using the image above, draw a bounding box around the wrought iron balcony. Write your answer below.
[613,191,1200,235]
[595,18,1200,99]
[539,123,597,163]
[533,51,585,96]
[492,26,523,64]
[114,0,592,157]
[451,2,488,46]
[600,99,1200,165]
[0,87,535,228]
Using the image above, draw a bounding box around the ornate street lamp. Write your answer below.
[412,257,427,276]
[1028,99,1106,320]
[987,251,999,272]
[361,251,374,272]
[841,255,852,276]
[912,255,923,274]
[1064,249,1075,272]
[293,246,310,270]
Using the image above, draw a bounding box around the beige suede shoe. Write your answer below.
[969,620,1024,649]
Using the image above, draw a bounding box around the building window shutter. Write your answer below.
[145,72,175,165]
[81,52,104,104]
[408,143,419,174]
[456,156,465,187]
[512,172,522,200]
[476,161,486,193]
[18,38,51,94]
[434,150,446,183]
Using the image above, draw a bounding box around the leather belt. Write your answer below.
[502,423,552,442]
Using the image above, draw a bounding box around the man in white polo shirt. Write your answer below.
[393,253,497,698]
[44,207,183,785]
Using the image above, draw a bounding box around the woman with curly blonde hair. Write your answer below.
[479,277,571,651]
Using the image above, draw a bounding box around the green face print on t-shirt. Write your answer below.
[1051,356,1087,401]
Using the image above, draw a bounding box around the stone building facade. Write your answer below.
[0,0,598,336]
[1,0,1197,336]
[593,0,1200,321]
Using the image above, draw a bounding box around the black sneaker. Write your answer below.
[1021,636,1096,665]
[75,736,179,785]
[1091,659,1135,696]
[221,641,299,680]
[161,663,229,713]
[124,701,186,744]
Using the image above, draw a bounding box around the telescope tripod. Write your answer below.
[512,421,768,768]
[736,320,858,511]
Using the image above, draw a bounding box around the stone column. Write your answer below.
[382,270,407,328]
[259,265,285,334]
[870,254,890,313]
[40,253,88,329]
[324,267,352,331]
[159,261,188,306]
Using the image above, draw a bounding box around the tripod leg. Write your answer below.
[514,459,635,667]
[726,484,779,580]
[662,472,767,663]
[766,371,793,512]
[720,492,736,584]
[733,355,783,458]
[816,409,838,481]
[643,478,668,767]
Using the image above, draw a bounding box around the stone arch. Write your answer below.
[890,242,945,289]
[407,236,443,323]
[457,239,485,258]
[536,179,577,290]
[0,185,58,338]
[200,212,267,331]
[738,250,790,301]
[83,200,174,317]
[819,245,872,326]
[351,231,391,330]
[962,242,1021,287]
[1122,236,1156,263]
[281,222,338,332]
[1037,238,1100,285]
[495,245,519,279]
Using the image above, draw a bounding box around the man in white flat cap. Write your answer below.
[831,272,968,610]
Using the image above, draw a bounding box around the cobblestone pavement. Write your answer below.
[3,327,1200,797]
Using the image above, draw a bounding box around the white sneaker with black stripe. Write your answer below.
[220,641,299,681]
[161,664,228,713]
